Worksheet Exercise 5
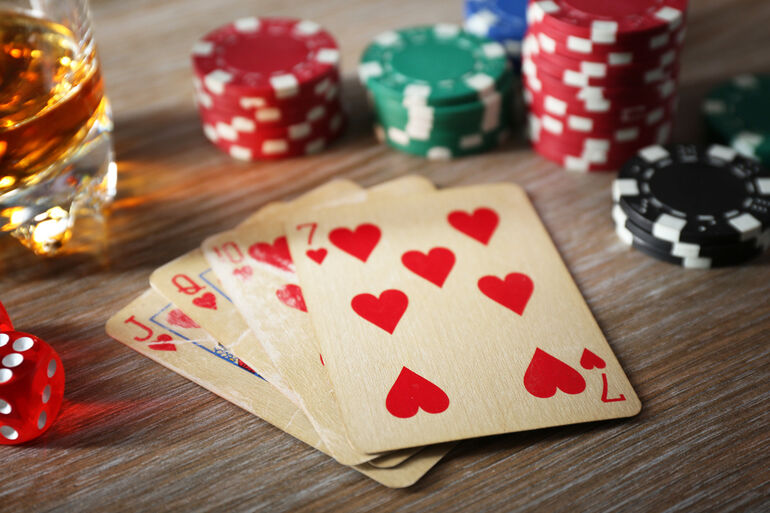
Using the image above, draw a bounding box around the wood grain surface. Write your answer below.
[1,0,768,511]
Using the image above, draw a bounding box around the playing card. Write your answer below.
[105,289,453,488]
[149,180,370,400]
[201,175,435,466]
[285,183,642,453]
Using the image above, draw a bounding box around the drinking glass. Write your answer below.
[0,0,115,255]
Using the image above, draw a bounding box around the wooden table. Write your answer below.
[2,0,768,511]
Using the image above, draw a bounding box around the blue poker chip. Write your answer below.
[464,0,528,46]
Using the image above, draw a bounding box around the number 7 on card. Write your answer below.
[284,183,641,454]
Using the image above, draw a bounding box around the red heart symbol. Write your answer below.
[580,348,606,370]
[478,272,533,315]
[523,348,586,398]
[401,247,455,288]
[276,284,307,312]
[148,334,177,351]
[386,367,449,418]
[248,236,294,272]
[329,223,381,262]
[306,248,327,264]
[192,292,217,310]
[167,308,200,329]
[351,289,408,334]
[448,207,499,245]
[233,266,253,280]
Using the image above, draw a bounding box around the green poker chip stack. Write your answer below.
[703,73,770,166]
[358,24,515,159]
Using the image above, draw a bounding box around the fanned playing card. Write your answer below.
[105,289,453,488]
[201,175,435,466]
[285,182,641,453]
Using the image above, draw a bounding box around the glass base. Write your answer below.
[0,99,116,255]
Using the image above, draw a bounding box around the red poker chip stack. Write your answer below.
[191,17,345,161]
[522,0,689,172]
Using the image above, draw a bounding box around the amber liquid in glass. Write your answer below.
[0,12,104,192]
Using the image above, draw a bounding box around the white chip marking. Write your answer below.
[682,256,712,270]
[229,145,253,161]
[544,96,567,116]
[191,41,213,56]
[12,337,33,352]
[615,224,634,246]
[756,178,770,195]
[204,70,232,95]
[639,145,669,162]
[305,139,326,155]
[2,354,22,368]
[403,83,431,99]
[0,369,12,384]
[591,20,617,44]
[564,70,588,87]
[215,122,238,142]
[581,62,606,77]
[374,31,399,47]
[42,385,51,404]
[729,214,762,240]
[616,128,639,142]
[612,179,640,201]
[0,334,8,347]
[564,156,590,173]
[672,242,702,258]
[289,123,311,140]
[358,61,383,82]
[295,20,320,35]
[234,17,260,32]
[262,140,289,155]
[427,147,452,160]
[542,115,563,135]
[202,124,218,143]
[568,116,592,132]
[47,359,57,378]
[387,127,410,145]
[466,73,495,94]
[647,108,665,125]
[316,48,340,65]
[538,33,556,53]
[1,425,18,440]
[239,97,266,109]
[231,117,255,133]
[434,23,460,38]
[608,52,632,66]
[482,42,506,59]
[0,400,10,414]
[37,410,47,429]
[465,11,498,37]
[459,134,483,149]
[256,108,281,123]
[734,74,759,89]
[709,145,737,162]
[270,74,299,99]
[653,214,688,242]
[650,32,670,50]
[567,36,592,54]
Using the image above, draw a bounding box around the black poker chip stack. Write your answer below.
[612,144,770,268]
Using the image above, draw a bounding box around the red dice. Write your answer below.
[0,303,64,444]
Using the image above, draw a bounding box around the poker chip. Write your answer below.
[611,144,770,268]
[522,1,688,171]
[191,17,345,160]
[359,24,514,159]
[703,73,770,167]
[463,0,529,65]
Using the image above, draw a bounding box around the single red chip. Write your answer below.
[528,0,689,41]
[192,17,340,101]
